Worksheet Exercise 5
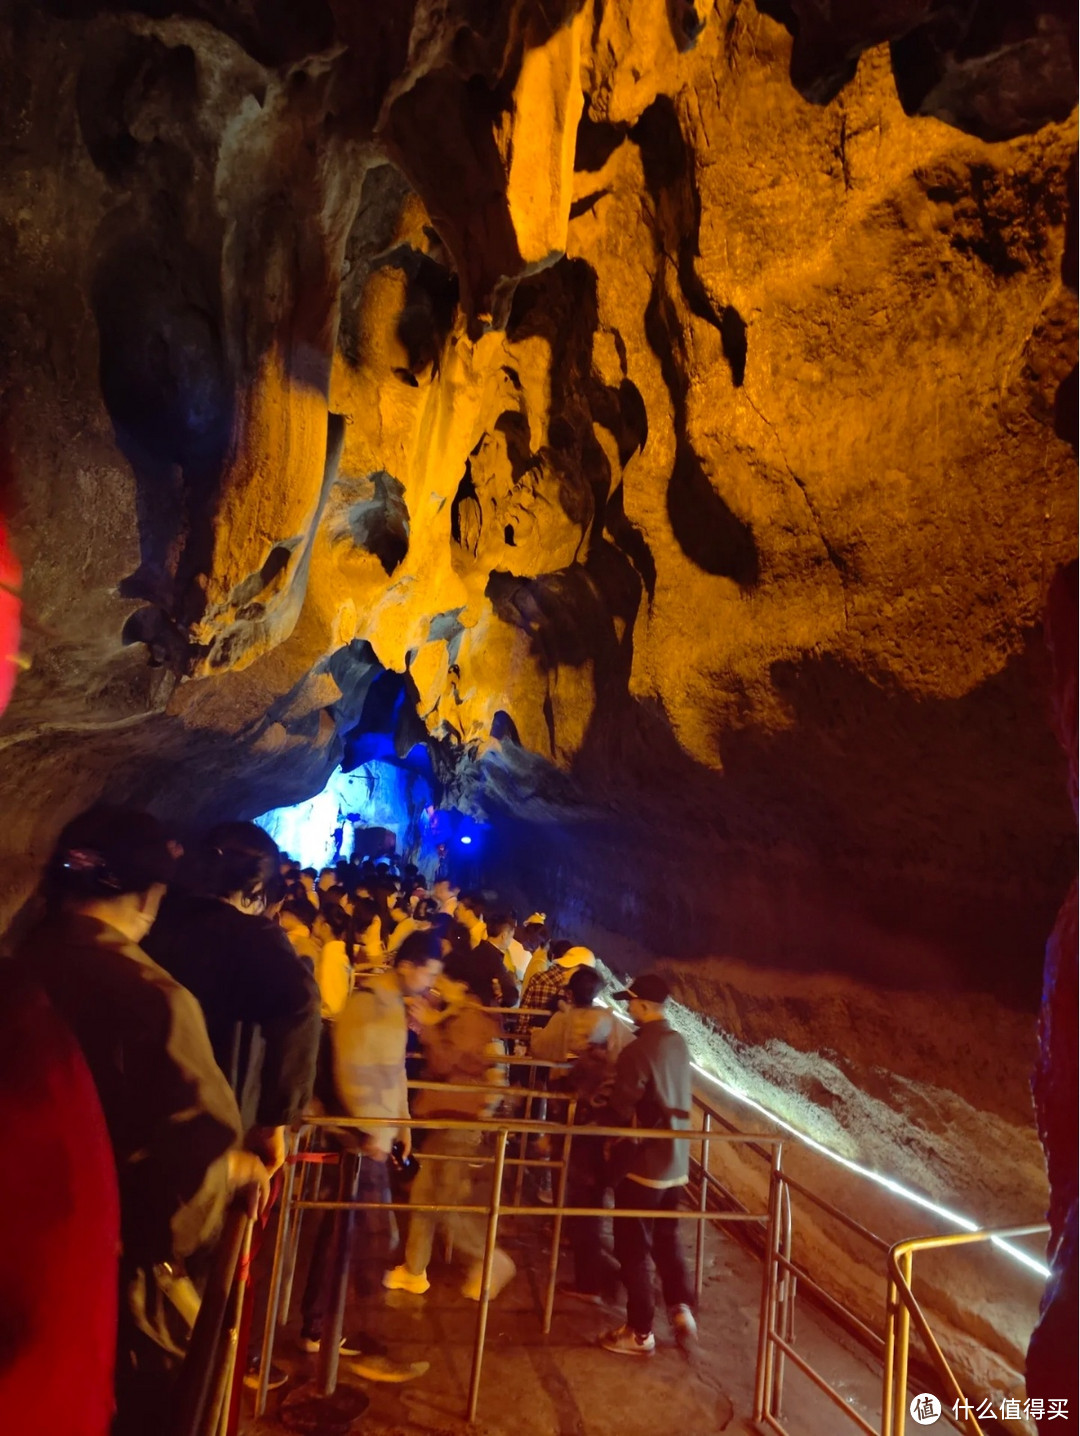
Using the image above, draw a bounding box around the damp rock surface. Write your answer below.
[0,0,1075,1373]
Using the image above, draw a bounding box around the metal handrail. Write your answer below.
[882,1224,1050,1436]
[693,1075,1050,1436]
[172,1199,254,1436]
[256,1107,781,1422]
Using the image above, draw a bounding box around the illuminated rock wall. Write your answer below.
[0,0,1075,1395]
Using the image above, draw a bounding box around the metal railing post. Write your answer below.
[467,1127,509,1423]
[754,1142,784,1422]
[210,1215,253,1436]
[278,1129,312,1326]
[255,1134,297,1417]
[694,1110,711,1307]
[513,1065,535,1208]
[773,1180,793,1420]
[172,1202,250,1436]
[543,1098,576,1334]
[317,1148,362,1397]
[882,1270,898,1436]
[892,1247,913,1436]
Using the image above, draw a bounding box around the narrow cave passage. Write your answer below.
[0,2,1075,1435]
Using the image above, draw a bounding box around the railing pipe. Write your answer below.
[466,1128,509,1423]
[694,1111,711,1306]
[172,1200,251,1436]
[316,1149,361,1397]
[542,1098,577,1334]
[753,1143,784,1422]
[254,1133,297,1417]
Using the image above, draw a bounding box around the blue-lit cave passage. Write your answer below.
[256,760,432,871]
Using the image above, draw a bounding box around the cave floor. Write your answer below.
[242,1208,891,1436]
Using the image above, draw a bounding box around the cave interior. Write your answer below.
[0,0,1076,1422]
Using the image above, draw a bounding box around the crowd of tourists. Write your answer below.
[0,805,697,1435]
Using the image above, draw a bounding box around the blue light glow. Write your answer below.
[255,761,432,869]
[460,835,473,845]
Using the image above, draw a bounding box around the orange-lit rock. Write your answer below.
[0,0,1075,1399]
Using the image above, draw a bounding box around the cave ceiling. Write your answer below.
[0,0,1076,990]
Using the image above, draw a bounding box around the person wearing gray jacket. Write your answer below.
[597,973,697,1358]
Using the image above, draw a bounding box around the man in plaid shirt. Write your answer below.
[521,946,598,1032]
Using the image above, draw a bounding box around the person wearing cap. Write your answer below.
[597,973,697,1358]
[12,806,269,1434]
[520,943,596,1028]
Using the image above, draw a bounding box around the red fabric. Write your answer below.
[1027,561,1079,1427]
[0,975,119,1436]
[0,429,22,715]
[0,525,19,712]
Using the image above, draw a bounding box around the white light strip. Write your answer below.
[605,1003,1049,1279]
[687,1057,1051,1280]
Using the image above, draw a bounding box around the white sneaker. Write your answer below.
[382,1264,430,1295]
[671,1304,698,1352]
[462,1249,516,1301]
[600,1324,656,1356]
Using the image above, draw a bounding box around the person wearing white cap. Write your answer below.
[520,943,596,1025]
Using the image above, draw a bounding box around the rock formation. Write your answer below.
[0,0,1075,1411]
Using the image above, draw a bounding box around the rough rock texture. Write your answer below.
[0,0,1075,1403]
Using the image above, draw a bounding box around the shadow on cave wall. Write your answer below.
[479,258,653,716]
[753,0,1076,141]
[482,623,1074,1005]
[633,95,761,587]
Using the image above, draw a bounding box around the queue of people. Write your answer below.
[1,803,699,1436]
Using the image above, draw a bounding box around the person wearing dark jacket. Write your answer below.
[13,807,269,1435]
[597,973,697,1358]
[433,914,517,1008]
[145,822,321,1176]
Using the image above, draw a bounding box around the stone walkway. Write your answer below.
[245,1204,888,1436]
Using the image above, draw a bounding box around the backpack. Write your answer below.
[564,1042,617,1121]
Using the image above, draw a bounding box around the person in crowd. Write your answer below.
[279,893,321,974]
[481,909,527,984]
[436,912,517,1008]
[313,903,353,1021]
[531,965,627,1066]
[467,908,520,1006]
[533,966,629,1301]
[517,914,550,986]
[455,890,488,947]
[431,877,459,914]
[145,822,321,1180]
[12,807,269,1433]
[387,894,436,952]
[298,931,444,1378]
[384,949,515,1300]
[521,943,596,1028]
[597,973,697,1357]
[367,876,399,951]
[501,920,531,984]
[351,895,386,966]
[519,924,551,993]
[320,882,351,917]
